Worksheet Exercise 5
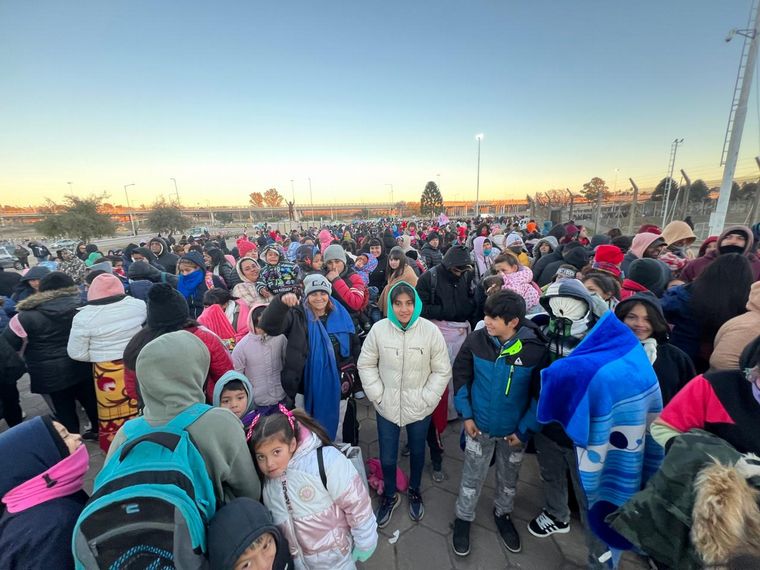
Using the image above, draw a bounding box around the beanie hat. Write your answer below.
[303,273,332,297]
[180,251,206,270]
[323,244,347,264]
[87,273,124,301]
[38,271,75,292]
[237,239,256,258]
[589,234,611,249]
[88,261,113,274]
[147,283,189,329]
[592,245,624,278]
[506,232,524,248]
[638,224,661,235]
[611,235,633,253]
[20,265,51,283]
[426,231,440,243]
[549,224,567,241]
[628,258,666,292]
[564,224,580,238]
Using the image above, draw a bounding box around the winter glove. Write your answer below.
[351,546,376,562]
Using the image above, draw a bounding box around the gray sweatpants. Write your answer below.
[455,433,525,521]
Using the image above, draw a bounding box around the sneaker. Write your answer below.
[82,430,99,441]
[401,444,410,457]
[527,510,570,538]
[408,489,424,521]
[376,493,400,528]
[494,511,521,552]
[452,518,471,556]
[431,467,445,483]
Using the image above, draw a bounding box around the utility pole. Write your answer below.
[308,177,314,225]
[475,134,483,217]
[679,169,692,220]
[711,1,760,235]
[662,138,684,227]
[124,184,136,236]
[627,178,640,235]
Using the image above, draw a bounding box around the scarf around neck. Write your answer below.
[303,299,354,439]
[178,268,205,299]
[2,444,89,513]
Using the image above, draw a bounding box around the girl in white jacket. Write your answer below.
[357,281,451,529]
[250,406,377,570]
[67,273,146,451]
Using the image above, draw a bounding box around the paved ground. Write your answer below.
[2,375,649,570]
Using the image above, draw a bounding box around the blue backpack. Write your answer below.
[72,403,217,569]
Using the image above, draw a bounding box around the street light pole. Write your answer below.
[385,184,394,215]
[170,178,180,204]
[475,134,483,217]
[123,183,136,236]
[67,181,73,194]
[308,177,314,225]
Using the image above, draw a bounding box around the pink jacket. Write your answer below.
[263,429,377,569]
[501,266,540,310]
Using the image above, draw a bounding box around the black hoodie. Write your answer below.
[416,245,476,322]
[208,497,291,570]
[148,237,179,275]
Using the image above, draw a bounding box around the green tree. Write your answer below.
[35,194,117,242]
[146,197,192,234]
[215,212,234,225]
[420,181,444,215]
[688,179,710,202]
[650,177,679,202]
[580,177,610,203]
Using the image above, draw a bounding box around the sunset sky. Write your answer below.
[1,1,759,207]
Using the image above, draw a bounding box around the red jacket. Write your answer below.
[124,325,233,404]
[330,270,368,312]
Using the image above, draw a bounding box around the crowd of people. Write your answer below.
[1,215,760,569]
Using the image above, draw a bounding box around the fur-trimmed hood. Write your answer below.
[15,286,81,312]
[691,456,760,567]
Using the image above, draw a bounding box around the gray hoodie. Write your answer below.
[107,330,260,502]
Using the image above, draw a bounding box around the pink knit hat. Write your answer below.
[87,273,125,301]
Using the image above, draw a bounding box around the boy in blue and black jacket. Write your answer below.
[451,290,549,557]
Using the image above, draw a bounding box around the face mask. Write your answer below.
[719,244,745,255]
[483,248,492,256]
[509,246,522,254]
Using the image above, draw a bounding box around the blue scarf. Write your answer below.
[177,269,204,299]
[303,297,354,439]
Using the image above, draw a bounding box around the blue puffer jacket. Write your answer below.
[453,321,549,439]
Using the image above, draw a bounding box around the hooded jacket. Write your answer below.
[661,284,701,363]
[211,370,256,418]
[208,497,292,570]
[416,245,477,323]
[358,283,452,426]
[107,331,260,503]
[453,320,548,439]
[710,280,760,370]
[231,256,269,307]
[3,287,92,394]
[148,237,179,275]
[681,225,760,282]
[530,236,559,264]
[132,246,165,271]
[614,292,695,404]
[67,295,147,362]
[378,264,418,316]
[207,247,241,289]
[536,244,590,287]
[263,429,376,570]
[231,310,288,408]
[621,232,664,276]
[257,245,300,296]
[0,417,88,570]
[420,238,443,269]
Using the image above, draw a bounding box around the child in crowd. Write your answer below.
[250,407,377,569]
[492,253,540,312]
[256,245,300,299]
[451,291,549,556]
[353,251,377,286]
[213,370,255,422]
[208,497,293,570]
[231,305,289,410]
[177,251,226,319]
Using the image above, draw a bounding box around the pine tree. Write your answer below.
[420,181,444,215]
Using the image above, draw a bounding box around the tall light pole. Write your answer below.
[67,181,73,194]
[308,177,314,224]
[123,183,136,236]
[475,134,483,217]
[170,178,180,204]
[711,2,760,235]
[662,138,684,227]
[385,184,394,215]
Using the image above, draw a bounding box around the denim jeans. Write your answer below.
[426,421,443,470]
[534,432,610,569]
[376,411,431,497]
[455,433,524,521]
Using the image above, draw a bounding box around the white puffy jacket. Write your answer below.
[264,429,377,570]
[357,316,451,427]
[67,296,146,362]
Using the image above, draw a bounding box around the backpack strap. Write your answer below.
[317,446,328,490]
[429,265,438,302]
[166,403,213,431]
